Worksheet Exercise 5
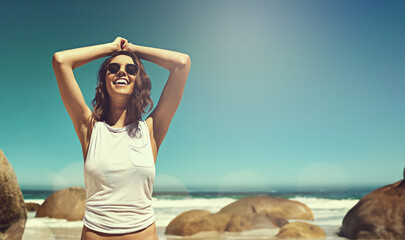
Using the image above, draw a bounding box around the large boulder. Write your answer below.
[166,196,314,236]
[165,210,232,236]
[225,211,288,232]
[36,186,86,221]
[219,196,314,221]
[340,169,405,239]
[277,222,325,239]
[0,149,27,240]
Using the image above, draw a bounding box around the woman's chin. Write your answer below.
[108,86,133,95]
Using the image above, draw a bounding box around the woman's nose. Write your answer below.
[117,67,127,76]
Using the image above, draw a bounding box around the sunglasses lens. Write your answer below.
[108,63,120,74]
[126,64,137,75]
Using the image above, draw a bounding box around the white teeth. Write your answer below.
[115,79,128,85]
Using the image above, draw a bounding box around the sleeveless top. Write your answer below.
[83,121,155,234]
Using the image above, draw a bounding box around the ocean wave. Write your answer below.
[25,199,45,205]
[25,217,83,228]
[289,197,358,210]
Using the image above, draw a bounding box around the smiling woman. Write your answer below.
[92,51,153,139]
[52,37,190,240]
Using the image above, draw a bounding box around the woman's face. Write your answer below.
[105,55,137,101]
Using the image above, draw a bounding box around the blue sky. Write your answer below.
[0,0,404,192]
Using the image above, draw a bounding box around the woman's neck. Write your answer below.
[106,105,134,128]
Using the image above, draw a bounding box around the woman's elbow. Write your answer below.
[52,52,65,65]
[52,52,74,69]
[182,54,191,67]
[178,54,191,70]
[169,54,190,72]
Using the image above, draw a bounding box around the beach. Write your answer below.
[20,190,366,240]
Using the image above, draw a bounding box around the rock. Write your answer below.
[166,196,314,236]
[219,196,314,221]
[0,149,27,240]
[165,210,232,236]
[36,186,86,221]
[226,211,288,232]
[277,222,326,239]
[340,171,405,239]
[25,203,40,212]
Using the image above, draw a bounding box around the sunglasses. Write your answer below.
[108,63,138,76]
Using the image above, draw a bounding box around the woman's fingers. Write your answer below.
[121,39,128,50]
[123,42,134,51]
[112,37,128,51]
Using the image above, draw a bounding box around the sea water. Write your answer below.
[21,189,374,239]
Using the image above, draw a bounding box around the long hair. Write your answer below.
[91,51,153,133]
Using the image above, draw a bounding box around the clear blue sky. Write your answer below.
[1,0,404,192]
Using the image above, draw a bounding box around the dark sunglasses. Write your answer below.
[108,63,138,76]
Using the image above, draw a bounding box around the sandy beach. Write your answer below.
[22,225,345,240]
[22,215,347,240]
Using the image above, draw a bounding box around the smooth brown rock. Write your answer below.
[165,210,232,236]
[25,203,40,212]
[219,196,314,221]
[277,222,326,239]
[0,149,27,240]
[226,211,288,232]
[36,186,86,221]
[340,173,405,239]
[165,196,314,236]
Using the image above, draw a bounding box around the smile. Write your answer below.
[114,78,129,85]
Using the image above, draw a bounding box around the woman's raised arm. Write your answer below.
[125,43,191,152]
[52,37,126,149]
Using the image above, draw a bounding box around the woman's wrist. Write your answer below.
[125,43,137,53]
[124,43,189,71]
[105,42,120,55]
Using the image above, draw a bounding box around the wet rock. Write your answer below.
[0,149,27,240]
[166,196,314,236]
[36,186,86,221]
[277,222,326,239]
[165,210,232,236]
[340,169,405,239]
[219,196,314,221]
[226,211,288,232]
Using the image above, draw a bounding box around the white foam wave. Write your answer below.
[26,217,83,228]
[25,199,45,205]
[289,197,358,228]
[290,197,358,210]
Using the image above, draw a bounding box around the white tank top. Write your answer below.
[83,121,155,234]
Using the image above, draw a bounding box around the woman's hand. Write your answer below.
[123,42,135,52]
[112,37,128,52]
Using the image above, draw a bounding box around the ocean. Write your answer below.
[21,188,376,240]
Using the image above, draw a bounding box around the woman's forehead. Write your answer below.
[110,55,134,64]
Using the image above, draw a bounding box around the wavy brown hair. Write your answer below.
[91,51,153,133]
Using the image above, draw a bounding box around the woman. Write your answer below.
[52,37,190,240]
